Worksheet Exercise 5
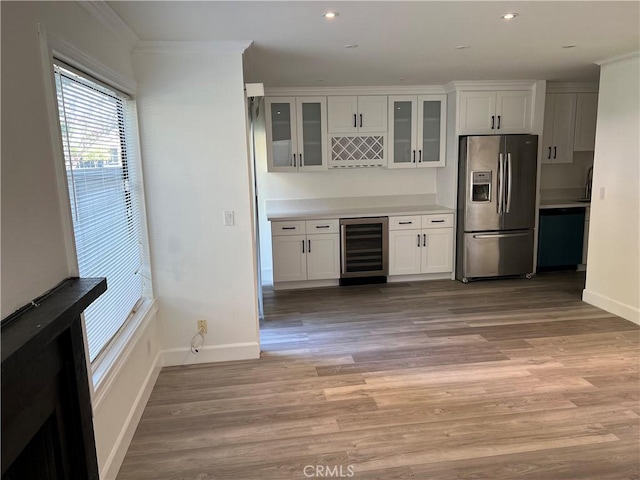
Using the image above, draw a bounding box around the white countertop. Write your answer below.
[266,194,454,221]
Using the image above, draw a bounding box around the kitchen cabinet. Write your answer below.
[327,96,387,134]
[387,95,447,168]
[458,90,532,135]
[265,97,328,172]
[542,93,577,164]
[272,219,340,283]
[388,214,454,275]
[574,93,598,151]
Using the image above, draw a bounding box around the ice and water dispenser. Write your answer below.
[471,171,491,202]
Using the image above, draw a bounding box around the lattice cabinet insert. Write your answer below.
[330,135,385,168]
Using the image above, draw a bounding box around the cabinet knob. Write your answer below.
[491,116,495,129]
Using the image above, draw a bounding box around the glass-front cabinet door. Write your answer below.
[388,96,417,168]
[266,97,296,172]
[388,94,446,169]
[417,94,446,167]
[296,97,327,171]
[266,96,328,172]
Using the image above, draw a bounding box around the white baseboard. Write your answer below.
[273,279,339,291]
[582,289,640,325]
[99,351,162,480]
[161,341,260,366]
[388,272,454,283]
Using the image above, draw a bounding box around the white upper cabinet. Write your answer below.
[574,93,598,151]
[542,93,577,164]
[327,96,387,134]
[388,95,446,168]
[459,90,532,135]
[266,97,328,172]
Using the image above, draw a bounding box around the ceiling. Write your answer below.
[108,1,640,88]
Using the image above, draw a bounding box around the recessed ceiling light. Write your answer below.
[322,11,339,19]
[456,45,470,50]
[344,44,359,49]
[501,13,518,20]
[562,44,577,49]
[399,77,406,81]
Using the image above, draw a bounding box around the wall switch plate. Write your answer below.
[599,187,605,200]
[197,320,208,334]
[224,211,234,226]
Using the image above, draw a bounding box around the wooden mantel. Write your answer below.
[1,277,107,480]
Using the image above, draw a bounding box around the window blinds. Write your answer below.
[54,63,144,361]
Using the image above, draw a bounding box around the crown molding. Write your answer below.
[134,40,252,55]
[77,1,139,48]
[595,51,640,67]
[546,82,599,94]
[445,80,538,93]
[264,85,446,97]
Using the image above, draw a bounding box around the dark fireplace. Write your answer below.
[2,278,106,480]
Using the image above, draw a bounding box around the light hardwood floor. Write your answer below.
[118,273,640,480]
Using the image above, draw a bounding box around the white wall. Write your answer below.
[134,49,260,363]
[1,3,162,478]
[1,2,78,317]
[583,53,639,324]
[540,151,594,193]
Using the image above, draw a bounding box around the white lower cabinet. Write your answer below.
[306,234,341,280]
[272,235,307,282]
[272,220,340,284]
[388,215,454,276]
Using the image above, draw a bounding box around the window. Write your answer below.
[53,62,148,362]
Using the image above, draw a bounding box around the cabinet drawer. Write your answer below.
[272,221,306,236]
[305,219,339,235]
[422,214,454,229]
[389,216,422,231]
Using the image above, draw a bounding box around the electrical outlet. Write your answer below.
[599,187,606,200]
[197,320,208,334]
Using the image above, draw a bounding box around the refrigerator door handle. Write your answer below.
[506,152,513,213]
[497,153,504,214]
[473,232,530,239]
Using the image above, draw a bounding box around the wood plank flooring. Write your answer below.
[117,273,640,480]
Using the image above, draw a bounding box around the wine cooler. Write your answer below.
[339,217,388,281]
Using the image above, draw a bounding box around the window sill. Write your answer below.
[91,297,158,411]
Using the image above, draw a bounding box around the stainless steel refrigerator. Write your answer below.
[456,135,538,282]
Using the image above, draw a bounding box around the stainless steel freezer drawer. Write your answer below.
[460,230,534,280]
